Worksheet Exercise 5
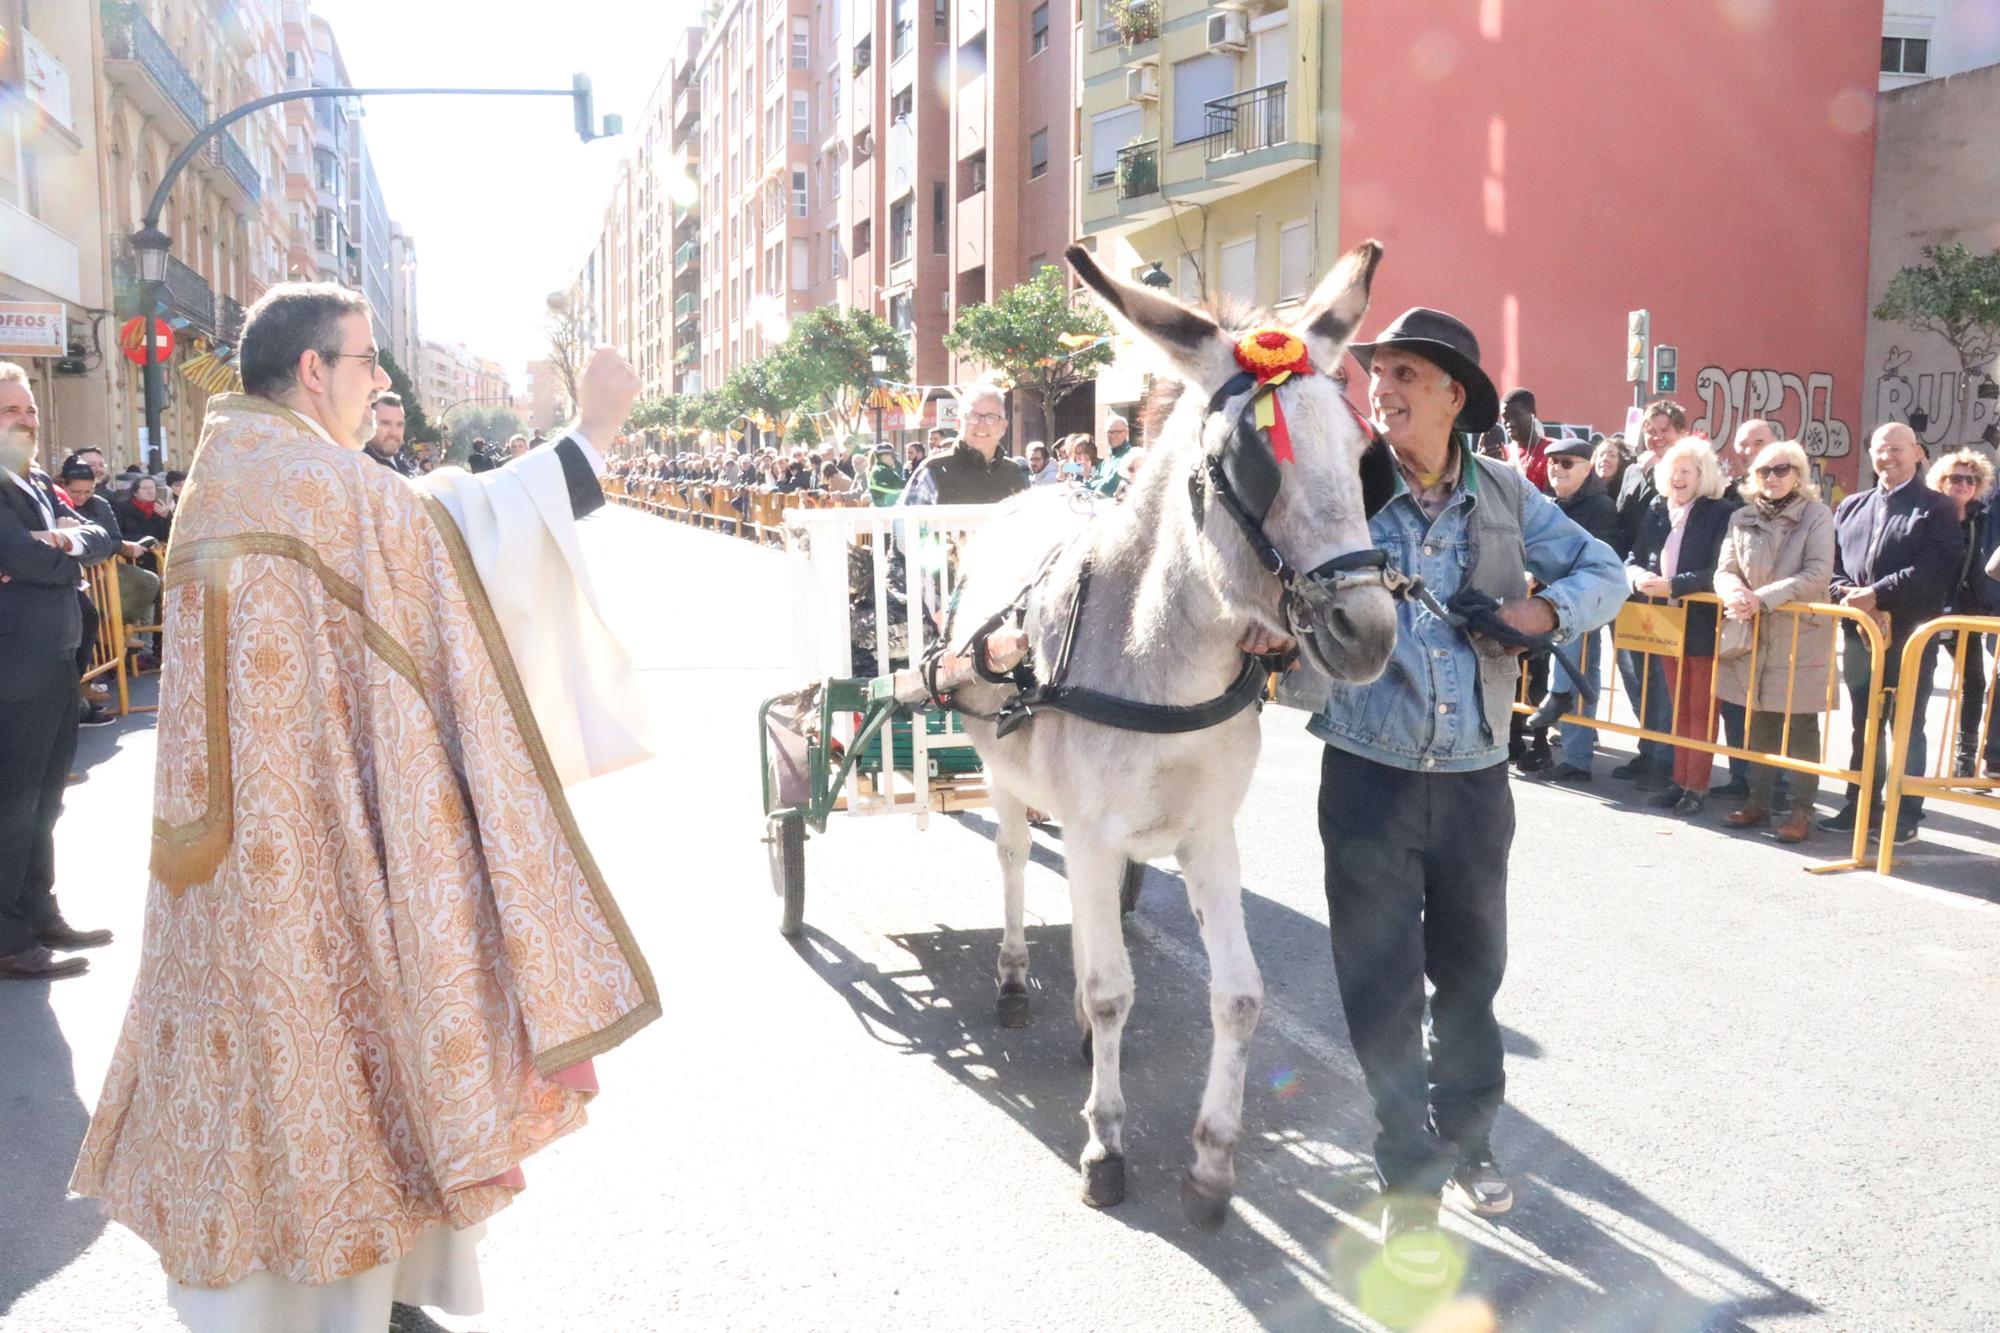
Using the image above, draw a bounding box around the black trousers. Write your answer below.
[1319,746,1512,1196]
[0,670,82,956]
[1841,623,1938,822]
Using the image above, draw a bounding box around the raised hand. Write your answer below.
[576,346,642,447]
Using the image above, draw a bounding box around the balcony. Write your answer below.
[674,240,700,272]
[1117,140,1158,200]
[114,243,219,338]
[203,129,263,207]
[102,1,209,137]
[955,191,986,275]
[675,291,698,320]
[674,85,698,132]
[218,295,246,344]
[674,339,700,365]
[1204,83,1289,161]
[0,198,83,305]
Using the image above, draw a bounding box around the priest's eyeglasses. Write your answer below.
[326,349,381,371]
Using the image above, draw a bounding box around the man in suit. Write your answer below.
[1822,421,1965,841]
[1608,399,1687,785]
[0,363,120,980]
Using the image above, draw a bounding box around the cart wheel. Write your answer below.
[1120,860,1145,916]
[770,815,806,937]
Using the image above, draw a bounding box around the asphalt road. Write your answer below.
[4,504,1997,1332]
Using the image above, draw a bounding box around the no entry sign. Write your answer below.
[119,316,175,365]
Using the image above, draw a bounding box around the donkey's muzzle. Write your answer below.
[1287,550,1399,684]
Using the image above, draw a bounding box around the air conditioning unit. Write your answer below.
[1207,12,1248,50]
[1126,64,1159,102]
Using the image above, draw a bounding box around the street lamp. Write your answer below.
[870,343,890,455]
[1141,260,1172,290]
[130,225,173,471]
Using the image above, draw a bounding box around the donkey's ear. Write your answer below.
[1065,243,1236,390]
[1296,240,1383,368]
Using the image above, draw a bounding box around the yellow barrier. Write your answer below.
[1876,614,2000,871]
[602,476,865,545]
[1515,591,1890,872]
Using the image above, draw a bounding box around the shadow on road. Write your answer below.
[0,984,104,1315]
[785,814,1817,1331]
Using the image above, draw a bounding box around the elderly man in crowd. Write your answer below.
[1527,435,1622,781]
[1286,308,1625,1285]
[1088,412,1134,496]
[900,380,1026,506]
[59,450,161,646]
[1822,421,1965,842]
[0,363,121,981]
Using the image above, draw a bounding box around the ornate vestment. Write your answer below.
[70,396,660,1292]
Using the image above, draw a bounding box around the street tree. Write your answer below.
[543,285,591,418]
[770,307,909,442]
[448,404,527,459]
[377,350,438,444]
[724,357,796,447]
[1873,242,2000,441]
[943,264,1115,442]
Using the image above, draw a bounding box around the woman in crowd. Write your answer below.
[1627,437,1733,815]
[113,474,174,571]
[1592,433,1630,500]
[1712,439,1836,841]
[1928,447,2000,778]
[1068,436,1100,485]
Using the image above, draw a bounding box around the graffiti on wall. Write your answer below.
[1693,365,1854,460]
[1874,345,1996,450]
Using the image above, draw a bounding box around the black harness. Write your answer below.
[925,370,1416,738]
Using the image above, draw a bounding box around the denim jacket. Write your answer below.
[1308,452,1628,772]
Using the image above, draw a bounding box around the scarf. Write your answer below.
[133,497,157,519]
[1754,491,1801,521]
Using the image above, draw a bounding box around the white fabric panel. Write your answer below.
[1172,52,1235,145]
[1219,235,1257,304]
[169,1223,486,1333]
[1090,106,1143,180]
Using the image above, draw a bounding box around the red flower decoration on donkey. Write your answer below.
[1231,328,1313,461]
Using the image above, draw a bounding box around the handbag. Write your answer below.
[1613,599,1687,657]
[1717,615,1754,661]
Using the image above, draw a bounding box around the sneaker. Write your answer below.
[1891,822,1918,846]
[1542,762,1593,784]
[1379,1198,1455,1287]
[1818,806,1857,833]
[1449,1155,1514,1217]
[1513,740,1553,774]
[1672,791,1706,816]
[78,704,117,727]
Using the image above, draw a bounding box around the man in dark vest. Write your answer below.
[899,380,1027,506]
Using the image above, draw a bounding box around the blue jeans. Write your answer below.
[1556,631,1599,769]
[1617,646,1673,766]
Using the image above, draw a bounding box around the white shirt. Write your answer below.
[6,468,88,554]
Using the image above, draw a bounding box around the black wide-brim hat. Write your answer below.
[1348,307,1501,434]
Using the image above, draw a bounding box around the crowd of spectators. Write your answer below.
[1498,391,2000,848]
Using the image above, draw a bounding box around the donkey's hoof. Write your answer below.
[997,983,1031,1029]
[1082,1155,1126,1208]
[1180,1169,1233,1231]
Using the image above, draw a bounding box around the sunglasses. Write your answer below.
[1944,473,1980,487]
[1753,462,1796,479]
[1549,457,1586,470]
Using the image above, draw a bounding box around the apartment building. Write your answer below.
[1879,0,2000,88]
[388,222,420,379]
[666,28,703,397]
[3,0,116,464]
[350,132,394,347]
[95,0,290,465]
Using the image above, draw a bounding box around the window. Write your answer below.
[854,218,872,256]
[889,290,913,333]
[830,227,845,277]
[810,160,821,207]
[890,195,913,264]
[1089,106,1142,188]
[1031,3,1050,55]
[1029,129,1049,179]
[1219,235,1256,303]
[791,238,809,290]
[828,68,841,125]
[793,17,811,67]
[1882,35,1929,75]
[793,91,811,142]
[766,32,781,83]
[932,182,948,252]
[1094,0,1119,47]
[893,0,914,58]
[1278,220,1310,303]
[831,153,843,199]
[962,150,987,195]
[1172,53,1237,144]
[793,169,808,216]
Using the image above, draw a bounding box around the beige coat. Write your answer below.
[1712,497,1837,710]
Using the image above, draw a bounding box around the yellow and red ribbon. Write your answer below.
[1233,329,1313,462]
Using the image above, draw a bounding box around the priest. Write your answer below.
[71,282,661,1333]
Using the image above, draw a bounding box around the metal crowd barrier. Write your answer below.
[602,475,867,545]
[1515,591,1891,872]
[1876,614,2000,871]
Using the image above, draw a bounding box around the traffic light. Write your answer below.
[1626,309,1649,384]
[1653,344,1678,394]
[573,73,598,142]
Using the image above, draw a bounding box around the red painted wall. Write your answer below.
[1336,0,1881,492]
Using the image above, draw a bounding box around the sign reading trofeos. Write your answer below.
[0,302,67,359]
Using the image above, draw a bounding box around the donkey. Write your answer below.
[944,240,1397,1227]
